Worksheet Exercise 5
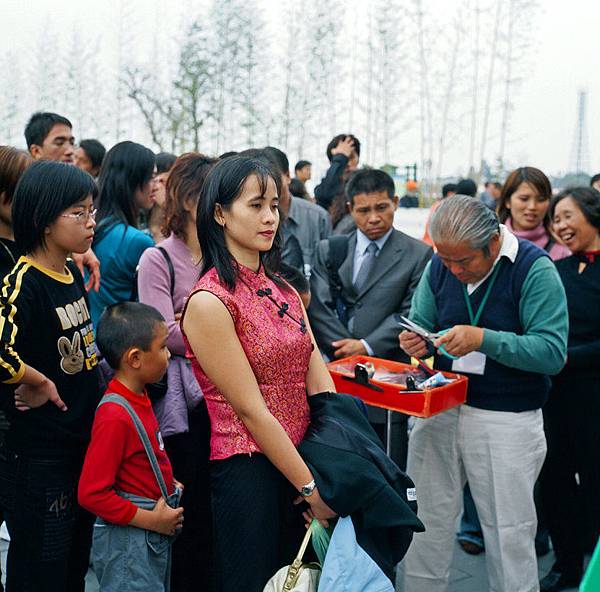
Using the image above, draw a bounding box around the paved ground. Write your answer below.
[395,541,569,592]
[1,533,580,591]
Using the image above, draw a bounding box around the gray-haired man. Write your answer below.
[400,196,568,592]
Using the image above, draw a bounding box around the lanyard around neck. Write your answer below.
[462,260,503,326]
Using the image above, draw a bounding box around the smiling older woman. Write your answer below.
[538,186,600,592]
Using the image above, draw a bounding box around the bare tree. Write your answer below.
[414,0,434,194]
[124,67,171,151]
[295,0,341,157]
[235,2,269,146]
[468,0,481,174]
[279,1,306,149]
[174,20,213,152]
[209,0,244,153]
[113,0,136,140]
[478,0,503,179]
[498,0,538,166]
[124,17,212,154]
[0,52,23,144]
[435,10,464,182]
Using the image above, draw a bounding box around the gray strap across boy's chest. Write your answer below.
[99,394,170,501]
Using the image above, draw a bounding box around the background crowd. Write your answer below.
[0,110,598,592]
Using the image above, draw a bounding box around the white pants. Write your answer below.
[402,405,546,592]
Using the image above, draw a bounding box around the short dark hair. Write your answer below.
[289,178,309,199]
[295,160,311,172]
[79,139,106,170]
[441,182,457,198]
[278,262,309,294]
[96,302,166,369]
[326,134,361,162]
[0,146,33,206]
[197,155,283,290]
[12,161,97,254]
[155,152,177,174]
[346,169,395,205]
[263,146,290,177]
[455,178,477,197]
[219,151,238,160]
[96,141,155,231]
[163,152,217,239]
[590,173,600,187]
[24,112,72,149]
[549,186,600,232]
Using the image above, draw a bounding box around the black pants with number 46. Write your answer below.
[0,443,94,592]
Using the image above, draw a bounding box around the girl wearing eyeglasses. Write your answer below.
[0,161,103,591]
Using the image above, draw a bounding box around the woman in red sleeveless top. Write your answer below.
[181,156,336,592]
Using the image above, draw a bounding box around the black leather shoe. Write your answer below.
[539,570,580,592]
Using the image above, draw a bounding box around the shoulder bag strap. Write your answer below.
[326,235,350,324]
[156,246,175,297]
[98,393,170,500]
[326,235,349,304]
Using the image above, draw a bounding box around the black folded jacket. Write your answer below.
[298,392,425,581]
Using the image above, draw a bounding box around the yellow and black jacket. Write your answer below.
[0,256,102,457]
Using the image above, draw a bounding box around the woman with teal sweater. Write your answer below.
[89,141,157,325]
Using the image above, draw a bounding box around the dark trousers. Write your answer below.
[163,401,213,592]
[539,375,600,579]
[0,445,94,592]
[210,453,306,592]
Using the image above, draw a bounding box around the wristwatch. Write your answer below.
[300,479,316,498]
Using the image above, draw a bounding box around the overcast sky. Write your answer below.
[1,0,598,176]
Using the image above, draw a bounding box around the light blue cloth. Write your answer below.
[318,516,394,592]
[89,221,154,325]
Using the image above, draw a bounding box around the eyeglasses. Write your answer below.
[61,208,97,224]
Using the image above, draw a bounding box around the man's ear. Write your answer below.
[124,347,143,370]
[487,232,501,257]
[29,144,43,160]
[392,195,399,208]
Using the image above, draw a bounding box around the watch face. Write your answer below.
[301,482,315,497]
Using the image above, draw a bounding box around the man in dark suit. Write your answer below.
[308,169,432,467]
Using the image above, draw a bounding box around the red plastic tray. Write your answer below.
[327,355,468,418]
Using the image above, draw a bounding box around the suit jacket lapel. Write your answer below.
[356,231,402,297]
[338,234,357,296]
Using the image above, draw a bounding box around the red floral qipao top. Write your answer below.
[182,265,312,460]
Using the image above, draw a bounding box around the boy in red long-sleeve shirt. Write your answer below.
[78,302,184,591]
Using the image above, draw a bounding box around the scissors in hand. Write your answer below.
[398,316,459,360]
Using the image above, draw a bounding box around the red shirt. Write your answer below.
[78,379,174,525]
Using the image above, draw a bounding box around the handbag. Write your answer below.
[263,522,321,592]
